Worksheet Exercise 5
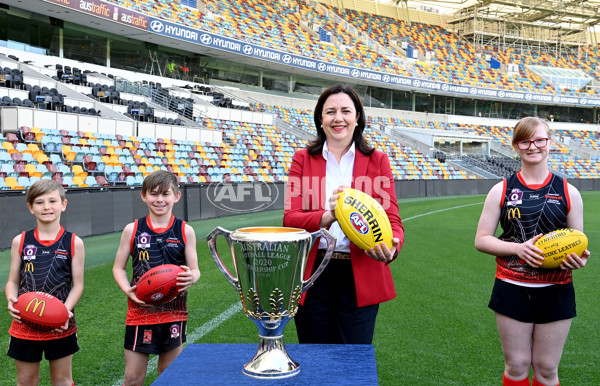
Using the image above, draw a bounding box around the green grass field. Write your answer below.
[1,192,598,385]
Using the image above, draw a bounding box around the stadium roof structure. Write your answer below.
[446,0,600,56]
[381,0,478,13]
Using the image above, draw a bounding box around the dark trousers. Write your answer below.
[294,254,379,344]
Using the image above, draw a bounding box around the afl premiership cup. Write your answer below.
[207,226,335,379]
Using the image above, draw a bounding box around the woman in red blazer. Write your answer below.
[283,84,404,344]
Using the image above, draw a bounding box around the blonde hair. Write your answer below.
[141,170,179,195]
[26,179,66,206]
[512,117,552,147]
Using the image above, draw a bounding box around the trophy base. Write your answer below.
[242,335,300,379]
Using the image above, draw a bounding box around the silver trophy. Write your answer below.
[207,226,335,379]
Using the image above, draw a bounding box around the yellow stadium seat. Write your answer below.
[25,164,38,176]
[37,154,49,164]
[4,177,20,190]
[72,165,87,178]
[73,176,88,187]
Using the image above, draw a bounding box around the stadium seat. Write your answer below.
[94,175,109,186]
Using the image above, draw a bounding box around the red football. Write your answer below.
[14,292,69,330]
[135,264,184,304]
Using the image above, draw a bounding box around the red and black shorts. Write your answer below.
[124,321,186,355]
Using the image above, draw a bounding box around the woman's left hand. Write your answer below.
[365,238,400,263]
[560,249,590,270]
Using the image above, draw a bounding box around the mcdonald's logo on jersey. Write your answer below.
[26,298,46,317]
[139,250,150,261]
[508,208,521,220]
[25,262,34,272]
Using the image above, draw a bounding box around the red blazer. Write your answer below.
[283,147,404,307]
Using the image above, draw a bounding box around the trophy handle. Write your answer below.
[301,228,336,292]
[206,226,240,291]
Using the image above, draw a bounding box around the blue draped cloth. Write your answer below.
[152,343,378,385]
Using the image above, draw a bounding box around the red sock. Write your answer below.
[504,373,530,386]
[532,377,559,386]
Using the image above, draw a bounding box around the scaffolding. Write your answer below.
[447,0,600,58]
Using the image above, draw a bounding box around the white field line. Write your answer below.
[401,202,483,222]
[112,200,483,385]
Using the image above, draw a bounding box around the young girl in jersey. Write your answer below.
[475,117,591,386]
[113,170,200,386]
[5,179,85,385]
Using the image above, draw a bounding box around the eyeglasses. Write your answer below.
[516,138,549,150]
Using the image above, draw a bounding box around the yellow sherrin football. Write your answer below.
[335,188,393,251]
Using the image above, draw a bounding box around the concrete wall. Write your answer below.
[1,179,598,249]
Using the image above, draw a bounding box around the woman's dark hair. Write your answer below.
[307,84,374,156]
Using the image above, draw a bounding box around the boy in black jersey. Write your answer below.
[5,179,85,385]
[113,170,200,386]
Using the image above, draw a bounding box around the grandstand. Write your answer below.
[0,0,600,244]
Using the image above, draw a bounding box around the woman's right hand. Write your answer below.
[320,186,347,228]
[516,234,545,267]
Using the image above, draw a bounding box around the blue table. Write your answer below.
[152,343,378,385]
